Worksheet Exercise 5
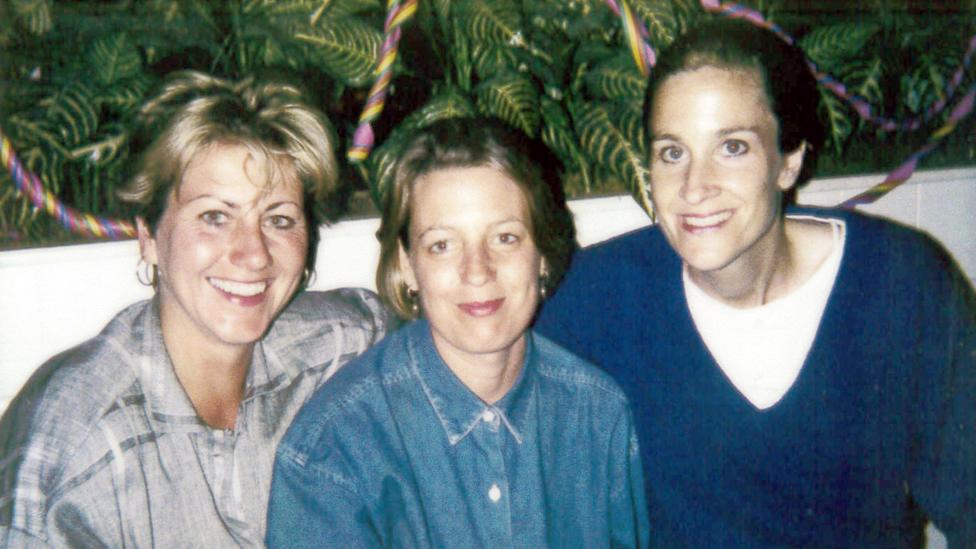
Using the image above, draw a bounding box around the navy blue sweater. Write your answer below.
[536,207,976,548]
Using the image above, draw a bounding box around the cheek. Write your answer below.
[157,224,219,271]
[272,230,310,269]
[412,259,455,300]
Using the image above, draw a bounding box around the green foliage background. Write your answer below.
[0,0,974,246]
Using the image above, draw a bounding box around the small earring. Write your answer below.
[301,268,316,288]
[407,287,420,316]
[137,259,157,288]
[539,268,550,300]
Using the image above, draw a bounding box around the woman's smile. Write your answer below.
[680,210,734,233]
[457,298,505,317]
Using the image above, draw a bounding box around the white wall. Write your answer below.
[1,166,974,413]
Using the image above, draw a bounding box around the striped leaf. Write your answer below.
[98,74,154,115]
[475,71,540,136]
[11,0,52,35]
[42,82,99,148]
[799,22,880,69]
[473,43,518,80]
[90,33,143,86]
[295,17,381,87]
[540,97,592,194]
[574,102,650,211]
[902,53,958,115]
[400,87,477,131]
[819,88,852,155]
[848,57,885,112]
[246,0,381,20]
[607,101,645,156]
[457,0,522,46]
[632,0,678,48]
[539,97,578,163]
[584,53,646,100]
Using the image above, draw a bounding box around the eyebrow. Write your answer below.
[650,126,763,143]
[414,217,526,239]
[180,194,301,211]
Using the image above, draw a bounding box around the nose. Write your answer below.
[461,243,494,286]
[230,220,272,271]
[680,157,720,205]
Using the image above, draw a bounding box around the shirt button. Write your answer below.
[488,484,501,502]
[482,409,496,423]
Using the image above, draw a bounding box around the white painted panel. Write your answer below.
[1,167,974,413]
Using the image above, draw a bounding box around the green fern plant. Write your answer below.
[0,0,973,246]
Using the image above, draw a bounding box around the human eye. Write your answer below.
[200,210,229,226]
[721,139,749,157]
[655,145,684,164]
[495,232,521,246]
[264,214,298,230]
[428,240,451,255]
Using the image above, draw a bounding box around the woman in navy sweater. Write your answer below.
[536,18,976,548]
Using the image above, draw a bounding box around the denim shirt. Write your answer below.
[267,320,649,548]
[0,289,390,548]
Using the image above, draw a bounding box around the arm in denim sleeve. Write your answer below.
[910,254,976,547]
[608,404,651,548]
[266,445,381,549]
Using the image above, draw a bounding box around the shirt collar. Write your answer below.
[136,297,294,434]
[406,320,537,446]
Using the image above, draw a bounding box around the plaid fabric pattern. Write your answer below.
[0,289,391,548]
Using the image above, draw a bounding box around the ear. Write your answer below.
[398,243,418,291]
[136,217,159,265]
[776,142,807,191]
[539,257,549,278]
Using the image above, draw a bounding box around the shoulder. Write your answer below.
[530,331,629,404]
[551,225,677,300]
[793,206,952,265]
[2,301,147,449]
[573,225,670,271]
[794,206,971,310]
[276,325,413,463]
[265,288,397,367]
[0,303,148,532]
[275,288,395,339]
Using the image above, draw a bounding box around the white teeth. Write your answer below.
[209,278,268,297]
[684,211,732,227]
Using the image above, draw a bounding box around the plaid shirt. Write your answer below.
[0,289,391,548]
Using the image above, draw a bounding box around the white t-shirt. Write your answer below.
[683,216,846,410]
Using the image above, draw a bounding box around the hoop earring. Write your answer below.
[302,268,316,289]
[137,259,157,288]
[406,287,420,316]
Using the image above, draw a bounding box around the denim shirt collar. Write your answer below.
[406,320,537,446]
[136,297,294,434]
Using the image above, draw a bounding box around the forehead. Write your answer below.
[176,142,302,201]
[409,165,529,226]
[651,66,776,136]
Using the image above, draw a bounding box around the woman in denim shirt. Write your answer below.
[267,118,650,548]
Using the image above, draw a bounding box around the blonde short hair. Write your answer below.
[118,70,339,267]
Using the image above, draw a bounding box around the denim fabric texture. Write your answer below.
[0,289,391,548]
[267,319,649,548]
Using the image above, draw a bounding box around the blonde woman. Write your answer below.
[0,71,390,547]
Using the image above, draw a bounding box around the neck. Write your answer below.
[159,307,252,430]
[435,334,527,404]
[688,217,795,308]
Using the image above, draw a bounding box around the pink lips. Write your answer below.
[680,210,732,234]
[458,298,505,317]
